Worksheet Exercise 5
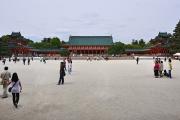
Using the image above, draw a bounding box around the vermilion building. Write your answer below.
[64,36,113,54]
[8,32,31,55]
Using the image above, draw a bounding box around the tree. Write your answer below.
[50,37,61,48]
[30,37,62,49]
[173,20,180,39]
[108,42,125,55]
[0,36,10,56]
[139,39,146,47]
[172,20,180,52]
[132,39,138,45]
[59,49,70,56]
[1,35,11,42]
[125,44,142,49]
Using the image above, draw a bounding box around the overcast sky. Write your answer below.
[0,0,180,43]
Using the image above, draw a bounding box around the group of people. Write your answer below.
[0,55,175,109]
[154,57,173,78]
[0,66,22,108]
[1,57,33,65]
[23,57,31,65]
[40,57,46,64]
[0,57,72,108]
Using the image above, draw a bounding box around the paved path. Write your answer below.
[0,60,180,120]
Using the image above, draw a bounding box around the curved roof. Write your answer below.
[68,36,113,46]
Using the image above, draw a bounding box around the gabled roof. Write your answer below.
[158,32,170,38]
[11,32,22,37]
[68,36,113,46]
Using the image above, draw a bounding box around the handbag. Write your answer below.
[8,81,17,92]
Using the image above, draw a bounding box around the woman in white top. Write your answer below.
[9,73,22,108]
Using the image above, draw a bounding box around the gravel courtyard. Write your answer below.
[0,60,180,120]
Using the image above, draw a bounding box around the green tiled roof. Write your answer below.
[158,32,169,38]
[31,48,66,52]
[125,49,150,52]
[68,36,113,46]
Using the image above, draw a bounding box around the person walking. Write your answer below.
[168,58,173,78]
[70,58,72,73]
[9,73,22,108]
[63,58,67,71]
[28,58,30,65]
[0,66,11,98]
[58,62,66,85]
[43,58,46,64]
[2,58,6,65]
[136,57,139,64]
[23,57,26,65]
[67,58,72,74]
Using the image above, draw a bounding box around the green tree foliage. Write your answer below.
[126,39,147,49]
[59,49,70,56]
[173,20,180,39]
[139,39,146,47]
[172,20,180,52]
[0,35,11,56]
[132,39,138,45]
[30,37,62,49]
[125,44,142,49]
[1,35,11,42]
[108,42,125,55]
[50,37,61,48]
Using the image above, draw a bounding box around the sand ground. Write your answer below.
[0,60,180,120]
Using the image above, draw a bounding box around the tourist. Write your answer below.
[43,58,46,64]
[63,58,66,71]
[70,58,72,72]
[159,61,164,77]
[58,62,66,85]
[136,57,139,64]
[154,60,160,78]
[23,57,26,65]
[163,58,169,77]
[67,58,72,74]
[28,58,30,65]
[164,69,169,77]
[14,57,17,63]
[168,58,173,78]
[164,57,167,62]
[9,57,11,62]
[0,66,11,98]
[2,58,6,65]
[9,73,22,108]
[67,58,70,74]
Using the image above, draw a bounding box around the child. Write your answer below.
[164,70,169,77]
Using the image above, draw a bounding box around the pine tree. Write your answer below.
[173,20,180,52]
[173,20,180,39]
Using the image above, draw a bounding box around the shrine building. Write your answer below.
[64,36,113,54]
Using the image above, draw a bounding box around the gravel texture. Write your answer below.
[0,60,180,120]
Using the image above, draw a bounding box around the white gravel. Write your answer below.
[0,60,180,120]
